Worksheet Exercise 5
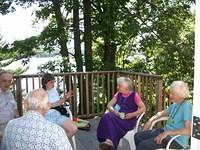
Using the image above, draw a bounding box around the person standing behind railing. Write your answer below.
[0,70,19,132]
[41,73,77,138]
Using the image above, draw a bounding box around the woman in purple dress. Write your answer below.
[97,77,146,150]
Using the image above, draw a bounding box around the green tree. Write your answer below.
[0,35,38,71]
[0,0,195,90]
[92,0,140,70]
[134,0,195,87]
[73,0,83,72]
[83,0,93,71]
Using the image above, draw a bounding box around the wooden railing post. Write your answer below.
[15,77,23,116]
[157,79,163,112]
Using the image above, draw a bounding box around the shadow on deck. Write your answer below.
[75,117,134,150]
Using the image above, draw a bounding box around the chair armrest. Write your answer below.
[64,103,77,150]
[149,117,183,150]
[64,103,73,120]
[135,112,145,132]
[166,135,181,150]
[66,107,73,120]
[149,116,169,130]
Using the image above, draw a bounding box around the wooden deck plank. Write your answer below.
[74,117,133,150]
[75,117,100,150]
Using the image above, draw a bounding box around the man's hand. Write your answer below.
[154,131,169,144]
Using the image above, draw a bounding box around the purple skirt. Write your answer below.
[97,112,137,150]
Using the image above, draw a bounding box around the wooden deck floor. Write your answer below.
[74,116,133,150]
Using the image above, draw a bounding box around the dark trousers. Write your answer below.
[134,128,183,150]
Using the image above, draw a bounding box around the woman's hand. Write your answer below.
[124,113,134,119]
[58,98,65,106]
[143,120,153,131]
[113,111,120,117]
[154,131,170,144]
[64,90,73,100]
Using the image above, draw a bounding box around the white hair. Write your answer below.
[170,81,189,98]
[27,89,49,110]
[117,77,126,85]
[117,76,133,90]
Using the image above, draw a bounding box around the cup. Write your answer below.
[119,112,125,119]
[73,117,78,122]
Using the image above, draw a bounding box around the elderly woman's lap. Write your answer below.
[134,128,183,150]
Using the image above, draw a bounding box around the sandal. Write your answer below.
[99,141,114,150]
[78,123,91,131]
[73,118,91,131]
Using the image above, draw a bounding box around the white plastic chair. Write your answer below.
[64,103,77,150]
[150,116,190,150]
[118,112,145,150]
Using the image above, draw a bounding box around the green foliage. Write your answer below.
[0,0,195,90]
[11,67,29,75]
[0,35,37,73]
[125,57,147,73]
[0,36,39,68]
[38,57,75,73]
[37,20,60,52]
[135,1,195,88]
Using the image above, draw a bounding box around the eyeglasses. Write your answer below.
[1,79,13,84]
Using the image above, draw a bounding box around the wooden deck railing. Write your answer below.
[12,71,163,119]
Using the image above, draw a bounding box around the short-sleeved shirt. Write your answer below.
[45,88,68,125]
[47,88,60,103]
[1,111,72,150]
[164,100,192,148]
[0,89,17,128]
[114,92,142,105]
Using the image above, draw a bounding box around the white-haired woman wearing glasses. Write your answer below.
[134,81,192,150]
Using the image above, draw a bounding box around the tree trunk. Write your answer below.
[52,0,71,104]
[73,0,84,117]
[52,0,70,72]
[73,0,83,72]
[103,34,116,71]
[83,0,93,114]
[83,0,93,71]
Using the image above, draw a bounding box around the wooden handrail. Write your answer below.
[12,71,163,119]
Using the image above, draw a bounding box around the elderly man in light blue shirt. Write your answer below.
[1,88,72,150]
[0,70,18,132]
